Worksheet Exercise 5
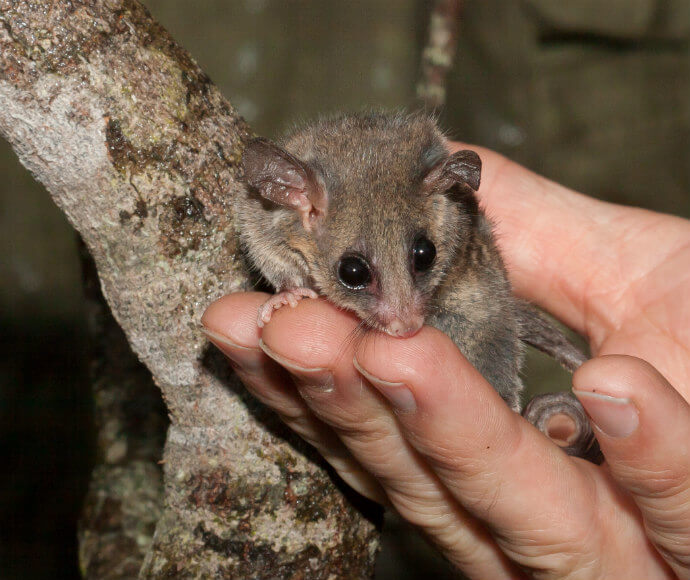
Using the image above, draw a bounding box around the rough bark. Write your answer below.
[0,1,380,577]
[78,242,167,578]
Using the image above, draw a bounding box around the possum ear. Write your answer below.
[443,149,481,191]
[241,138,327,231]
[422,149,482,194]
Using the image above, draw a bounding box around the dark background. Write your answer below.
[1,1,688,578]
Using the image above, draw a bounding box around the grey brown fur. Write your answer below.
[237,112,597,459]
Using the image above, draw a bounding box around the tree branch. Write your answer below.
[0,1,380,576]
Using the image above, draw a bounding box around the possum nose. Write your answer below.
[386,315,424,338]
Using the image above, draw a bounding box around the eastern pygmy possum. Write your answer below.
[237,112,598,461]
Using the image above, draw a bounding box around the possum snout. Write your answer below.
[384,315,425,338]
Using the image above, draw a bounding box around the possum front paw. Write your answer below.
[257,288,319,328]
[522,392,603,464]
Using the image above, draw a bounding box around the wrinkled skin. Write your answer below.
[203,144,690,579]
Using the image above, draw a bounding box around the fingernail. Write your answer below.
[202,327,262,371]
[353,358,416,413]
[573,389,639,438]
[259,340,334,392]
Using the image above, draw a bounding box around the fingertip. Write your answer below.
[572,353,690,477]
[354,326,473,400]
[353,325,507,421]
[201,291,269,348]
[259,297,360,371]
[572,355,683,440]
[573,354,666,397]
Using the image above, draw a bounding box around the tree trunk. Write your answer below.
[0,1,380,577]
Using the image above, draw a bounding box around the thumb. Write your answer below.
[573,355,690,577]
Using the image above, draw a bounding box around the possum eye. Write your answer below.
[337,255,372,290]
[412,236,436,272]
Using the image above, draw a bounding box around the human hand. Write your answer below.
[202,145,690,578]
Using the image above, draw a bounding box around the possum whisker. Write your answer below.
[332,316,373,368]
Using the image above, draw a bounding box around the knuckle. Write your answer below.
[618,463,690,499]
[502,532,602,580]
[277,411,321,438]
[340,417,398,450]
[649,540,690,575]
[409,419,524,484]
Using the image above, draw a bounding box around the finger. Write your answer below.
[573,355,690,578]
[202,293,305,416]
[449,142,690,343]
[260,299,522,578]
[201,292,385,503]
[355,328,670,577]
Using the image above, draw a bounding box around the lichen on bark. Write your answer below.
[0,1,380,577]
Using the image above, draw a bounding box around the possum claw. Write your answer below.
[257,288,319,328]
